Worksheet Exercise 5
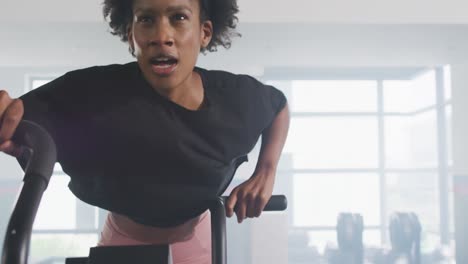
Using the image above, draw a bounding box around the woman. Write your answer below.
[0,0,289,262]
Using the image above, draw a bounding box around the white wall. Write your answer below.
[1,0,468,24]
[238,0,468,24]
[0,22,129,68]
[2,23,468,68]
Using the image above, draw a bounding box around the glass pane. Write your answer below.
[54,163,64,173]
[32,79,52,89]
[412,70,436,110]
[384,110,437,168]
[383,80,413,112]
[285,117,378,169]
[29,234,98,263]
[443,65,452,101]
[384,69,436,113]
[293,173,380,226]
[33,176,76,230]
[386,172,439,234]
[290,80,377,112]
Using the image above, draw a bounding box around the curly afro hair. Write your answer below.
[102,0,240,55]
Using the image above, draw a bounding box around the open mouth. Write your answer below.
[150,56,178,76]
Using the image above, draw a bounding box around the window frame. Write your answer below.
[262,66,452,245]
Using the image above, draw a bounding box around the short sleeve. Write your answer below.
[18,74,69,168]
[267,83,287,116]
[20,73,69,132]
[237,74,287,133]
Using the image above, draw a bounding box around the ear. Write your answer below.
[200,20,213,49]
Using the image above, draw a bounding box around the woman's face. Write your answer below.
[129,0,212,91]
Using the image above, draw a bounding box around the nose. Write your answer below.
[149,19,174,47]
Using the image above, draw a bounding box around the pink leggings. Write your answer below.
[98,211,212,264]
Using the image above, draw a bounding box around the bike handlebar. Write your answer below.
[221,195,287,212]
[2,121,57,264]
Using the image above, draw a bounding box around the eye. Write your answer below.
[137,15,154,24]
[172,13,189,21]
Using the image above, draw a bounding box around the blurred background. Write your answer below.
[1,0,468,263]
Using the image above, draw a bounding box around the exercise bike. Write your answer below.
[1,121,287,264]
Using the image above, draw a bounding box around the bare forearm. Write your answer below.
[254,103,290,177]
[226,104,290,221]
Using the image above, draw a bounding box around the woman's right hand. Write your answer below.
[0,90,24,157]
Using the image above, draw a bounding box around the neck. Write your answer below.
[155,71,205,111]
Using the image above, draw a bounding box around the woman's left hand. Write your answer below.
[226,104,289,223]
[225,171,275,223]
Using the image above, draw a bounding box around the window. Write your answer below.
[383,70,436,113]
[286,117,378,169]
[293,173,380,226]
[264,66,452,262]
[33,176,77,230]
[288,80,377,112]
[384,111,438,169]
[386,172,439,233]
[31,79,53,90]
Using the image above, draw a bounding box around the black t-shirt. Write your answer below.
[19,62,286,227]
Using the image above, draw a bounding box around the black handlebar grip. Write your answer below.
[263,195,287,211]
[12,120,57,185]
[221,194,287,211]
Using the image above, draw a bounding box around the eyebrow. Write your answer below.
[134,5,193,14]
[167,5,193,14]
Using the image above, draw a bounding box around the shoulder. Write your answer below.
[195,67,268,95]
[21,62,138,108]
[64,62,137,84]
[198,67,286,114]
[48,62,136,93]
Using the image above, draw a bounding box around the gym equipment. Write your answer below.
[372,212,422,264]
[1,121,288,264]
[327,213,364,264]
[387,212,421,264]
[337,213,364,263]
